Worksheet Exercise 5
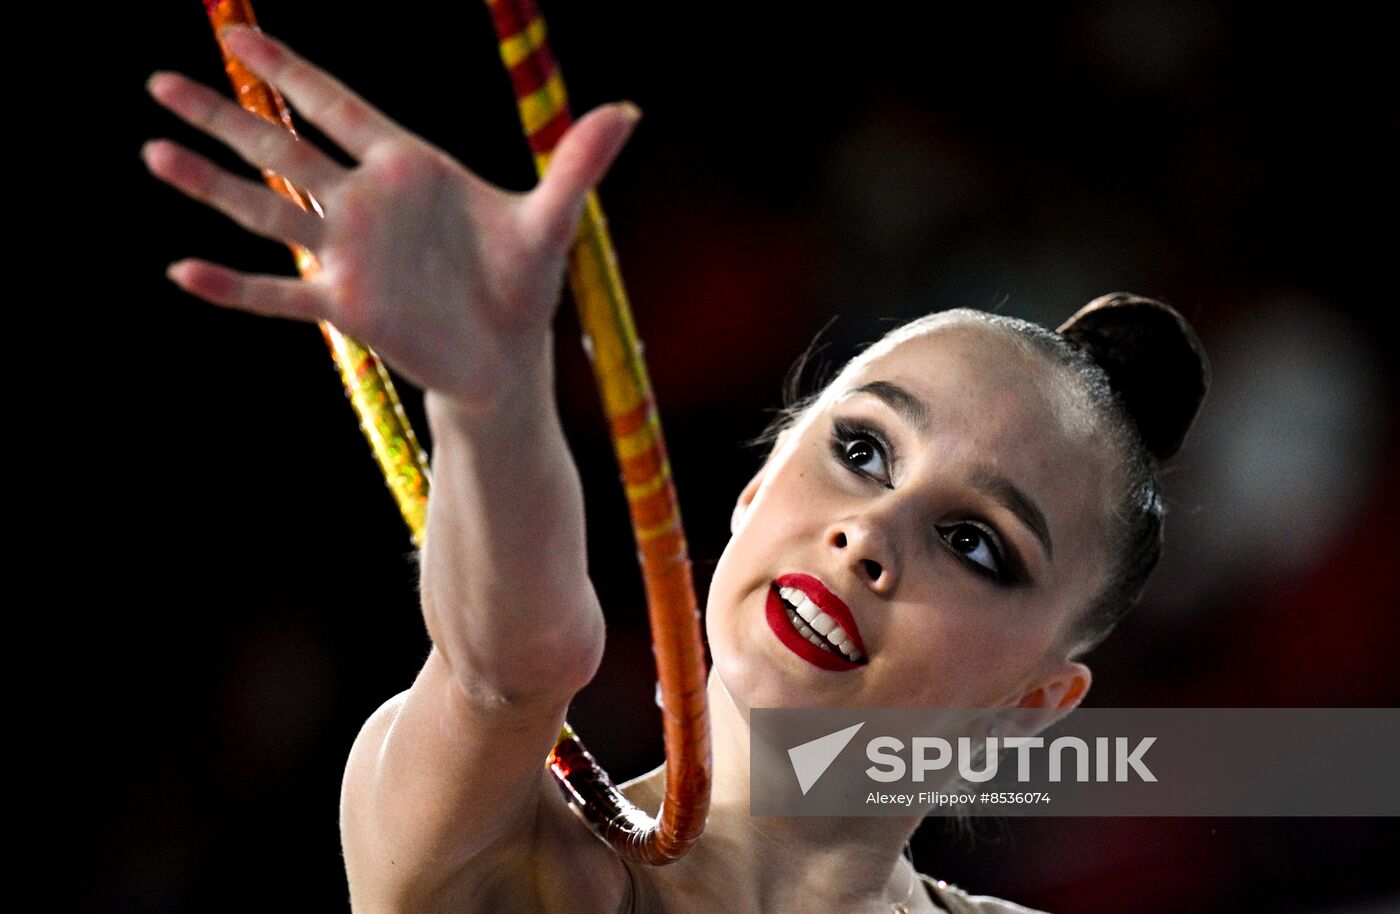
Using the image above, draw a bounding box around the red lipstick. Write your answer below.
[765,573,867,672]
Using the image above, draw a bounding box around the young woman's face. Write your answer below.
[707,321,1115,715]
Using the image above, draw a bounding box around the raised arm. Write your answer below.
[143,25,639,909]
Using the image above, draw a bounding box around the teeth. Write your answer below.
[792,594,821,623]
[786,608,832,652]
[778,587,812,618]
[778,586,864,662]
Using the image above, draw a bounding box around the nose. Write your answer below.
[824,513,898,594]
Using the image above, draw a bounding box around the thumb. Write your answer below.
[522,101,642,249]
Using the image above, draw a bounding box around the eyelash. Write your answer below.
[827,417,1018,585]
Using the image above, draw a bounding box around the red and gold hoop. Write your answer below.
[199,0,711,866]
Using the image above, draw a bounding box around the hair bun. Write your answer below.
[1057,293,1210,461]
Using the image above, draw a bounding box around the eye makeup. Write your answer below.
[828,417,896,486]
[826,413,1031,587]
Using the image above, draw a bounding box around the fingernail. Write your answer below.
[145,71,163,93]
[617,100,643,123]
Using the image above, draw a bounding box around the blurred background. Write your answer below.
[84,0,1397,910]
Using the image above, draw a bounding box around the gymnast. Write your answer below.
[142,25,1208,914]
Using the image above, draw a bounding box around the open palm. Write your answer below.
[143,25,639,409]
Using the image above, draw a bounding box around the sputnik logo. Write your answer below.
[787,722,865,795]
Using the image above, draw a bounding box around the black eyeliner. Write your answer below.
[974,520,1033,587]
[830,417,896,487]
[956,521,1024,587]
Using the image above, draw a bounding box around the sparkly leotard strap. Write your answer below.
[919,873,1051,914]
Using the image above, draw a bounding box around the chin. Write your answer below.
[707,581,837,712]
[708,634,844,720]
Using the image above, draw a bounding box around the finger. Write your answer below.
[143,139,326,251]
[523,102,642,250]
[146,70,343,196]
[220,25,404,160]
[166,258,325,323]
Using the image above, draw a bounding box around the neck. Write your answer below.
[622,673,924,911]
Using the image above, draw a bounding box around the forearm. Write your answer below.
[419,328,605,705]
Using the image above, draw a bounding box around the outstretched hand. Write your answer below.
[143,25,640,411]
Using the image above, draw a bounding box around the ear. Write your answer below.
[993,661,1093,738]
[731,429,793,534]
[1018,661,1091,710]
[730,462,768,535]
[732,427,801,534]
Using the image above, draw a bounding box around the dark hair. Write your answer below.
[743,294,1210,656]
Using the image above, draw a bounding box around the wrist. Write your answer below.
[425,327,556,426]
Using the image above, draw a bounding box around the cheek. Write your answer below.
[894,602,1058,706]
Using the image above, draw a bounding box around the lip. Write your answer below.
[765,573,868,672]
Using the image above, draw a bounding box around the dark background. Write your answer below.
[81,1,1397,910]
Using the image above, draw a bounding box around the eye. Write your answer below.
[829,419,893,486]
[938,522,1010,581]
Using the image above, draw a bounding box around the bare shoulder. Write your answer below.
[340,683,630,912]
[398,768,633,913]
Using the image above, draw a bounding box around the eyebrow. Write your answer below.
[840,381,933,436]
[840,379,1055,562]
[968,467,1055,562]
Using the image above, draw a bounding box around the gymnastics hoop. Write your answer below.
[198,0,712,865]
